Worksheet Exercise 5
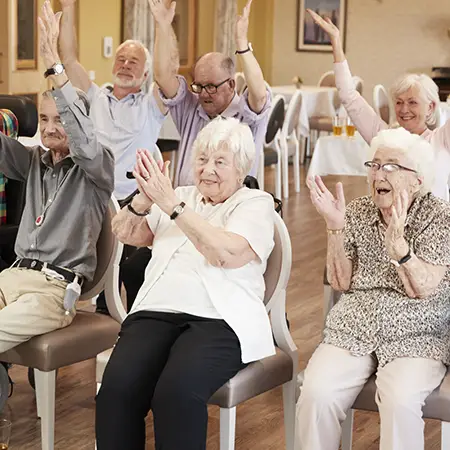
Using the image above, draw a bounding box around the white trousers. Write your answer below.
[296,343,446,450]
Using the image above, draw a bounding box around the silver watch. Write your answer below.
[44,63,65,79]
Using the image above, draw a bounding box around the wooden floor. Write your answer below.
[2,165,442,449]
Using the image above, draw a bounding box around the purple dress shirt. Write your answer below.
[159,76,271,186]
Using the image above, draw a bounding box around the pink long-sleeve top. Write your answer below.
[334,60,450,201]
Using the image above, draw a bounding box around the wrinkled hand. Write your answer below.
[307,176,346,229]
[306,9,340,42]
[38,0,62,68]
[133,149,178,215]
[149,0,176,27]
[236,0,253,48]
[385,190,409,260]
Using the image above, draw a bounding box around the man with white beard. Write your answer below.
[57,0,172,202]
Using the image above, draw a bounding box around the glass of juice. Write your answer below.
[0,419,11,449]
[345,117,356,137]
[333,116,343,136]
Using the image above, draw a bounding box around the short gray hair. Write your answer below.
[390,73,440,129]
[116,40,151,75]
[42,88,90,115]
[369,128,435,196]
[191,117,255,178]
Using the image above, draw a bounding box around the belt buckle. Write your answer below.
[30,260,37,269]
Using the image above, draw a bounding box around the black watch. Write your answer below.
[390,248,412,267]
[170,202,186,220]
[235,42,253,55]
[44,63,65,78]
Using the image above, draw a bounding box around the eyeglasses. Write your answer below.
[191,78,231,94]
[364,161,417,174]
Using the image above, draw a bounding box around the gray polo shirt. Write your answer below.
[0,82,114,281]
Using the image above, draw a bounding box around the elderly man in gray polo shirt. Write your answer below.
[0,11,114,359]
[150,0,271,187]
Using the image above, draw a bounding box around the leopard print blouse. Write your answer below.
[323,193,450,367]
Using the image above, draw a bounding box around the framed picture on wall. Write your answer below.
[296,0,347,52]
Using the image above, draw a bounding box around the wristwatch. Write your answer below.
[390,248,412,267]
[170,202,186,220]
[235,42,253,55]
[44,63,65,78]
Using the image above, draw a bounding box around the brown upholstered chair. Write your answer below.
[96,212,298,450]
[0,198,126,450]
[297,271,450,449]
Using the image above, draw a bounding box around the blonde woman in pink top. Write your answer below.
[308,9,450,200]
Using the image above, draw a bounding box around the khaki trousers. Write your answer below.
[296,343,446,450]
[0,268,75,354]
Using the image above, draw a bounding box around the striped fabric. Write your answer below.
[0,109,19,224]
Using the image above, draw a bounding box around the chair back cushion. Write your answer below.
[80,199,119,299]
[265,96,285,145]
[264,214,283,305]
[0,95,38,137]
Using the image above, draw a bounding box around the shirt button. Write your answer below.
[54,96,58,101]
[62,121,66,125]
[30,244,35,249]
[48,199,52,203]
[52,174,56,178]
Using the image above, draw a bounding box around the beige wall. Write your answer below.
[78,0,122,86]
[272,0,450,101]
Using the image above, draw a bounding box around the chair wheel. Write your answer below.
[0,364,9,412]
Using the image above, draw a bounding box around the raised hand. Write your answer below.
[306,9,340,42]
[133,149,178,215]
[307,175,346,229]
[236,0,253,48]
[149,0,176,27]
[385,190,409,260]
[38,0,62,67]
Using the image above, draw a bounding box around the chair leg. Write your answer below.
[341,409,354,450]
[220,407,236,450]
[35,369,56,450]
[442,421,450,449]
[293,136,300,193]
[279,139,289,199]
[282,379,297,450]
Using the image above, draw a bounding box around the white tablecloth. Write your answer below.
[307,133,369,178]
[271,84,337,137]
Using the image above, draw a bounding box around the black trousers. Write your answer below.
[95,311,246,450]
[121,247,152,311]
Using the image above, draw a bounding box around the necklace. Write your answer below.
[35,167,71,227]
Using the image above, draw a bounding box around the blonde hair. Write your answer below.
[390,73,440,129]
[369,128,435,196]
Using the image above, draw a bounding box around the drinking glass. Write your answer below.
[333,116,343,136]
[345,117,356,137]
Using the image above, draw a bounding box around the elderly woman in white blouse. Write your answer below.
[308,9,450,200]
[297,128,450,450]
[95,117,276,450]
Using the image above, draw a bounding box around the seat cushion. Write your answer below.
[352,368,450,422]
[0,311,120,372]
[309,116,333,133]
[208,348,293,408]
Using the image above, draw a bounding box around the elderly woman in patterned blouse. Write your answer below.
[296,128,450,450]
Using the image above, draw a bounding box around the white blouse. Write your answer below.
[129,186,276,364]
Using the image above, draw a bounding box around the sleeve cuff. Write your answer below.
[239,88,272,122]
[52,81,78,109]
[158,76,188,107]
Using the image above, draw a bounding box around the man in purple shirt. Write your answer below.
[150,0,271,187]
